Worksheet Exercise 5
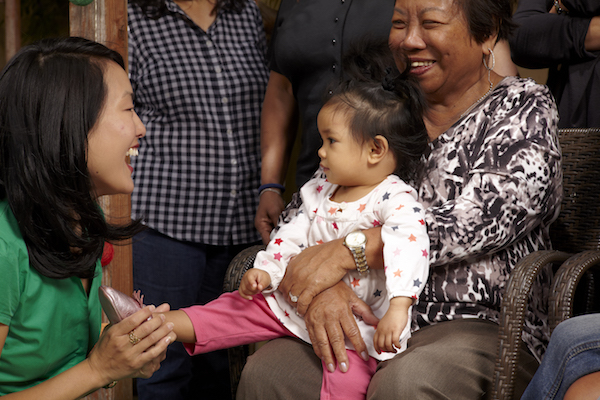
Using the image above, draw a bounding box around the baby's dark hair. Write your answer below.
[324,66,429,186]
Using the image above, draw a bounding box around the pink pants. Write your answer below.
[182,291,377,400]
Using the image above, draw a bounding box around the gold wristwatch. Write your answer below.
[343,231,369,274]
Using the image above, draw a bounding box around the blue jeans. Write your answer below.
[521,314,600,400]
[133,228,257,400]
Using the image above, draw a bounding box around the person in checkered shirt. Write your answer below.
[127,0,268,398]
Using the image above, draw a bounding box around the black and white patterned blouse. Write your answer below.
[280,76,561,360]
[417,76,561,360]
[128,0,269,245]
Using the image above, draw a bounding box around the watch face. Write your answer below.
[346,231,366,247]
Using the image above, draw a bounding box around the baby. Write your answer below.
[106,65,430,400]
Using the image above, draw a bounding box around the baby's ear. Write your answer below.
[368,135,389,164]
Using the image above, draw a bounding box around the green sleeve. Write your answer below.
[0,241,21,326]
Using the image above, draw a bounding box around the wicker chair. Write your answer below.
[223,129,600,399]
[222,244,265,399]
[492,127,600,399]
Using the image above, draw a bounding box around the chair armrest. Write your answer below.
[550,250,600,331]
[223,244,265,293]
[222,244,265,399]
[492,250,571,400]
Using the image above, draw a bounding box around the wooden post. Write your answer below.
[70,1,133,399]
[5,0,21,62]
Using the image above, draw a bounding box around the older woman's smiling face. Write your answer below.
[389,0,486,101]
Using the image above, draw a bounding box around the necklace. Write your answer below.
[460,81,494,118]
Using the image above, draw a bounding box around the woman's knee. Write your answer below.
[553,314,600,344]
[237,337,322,400]
[367,356,430,398]
[368,321,498,399]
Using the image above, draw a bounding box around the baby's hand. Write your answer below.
[238,268,271,300]
[373,297,411,354]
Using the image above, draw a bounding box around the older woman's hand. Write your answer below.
[280,238,351,315]
[278,228,384,368]
[305,282,379,372]
[280,228,384,315]
[87,305,176,386]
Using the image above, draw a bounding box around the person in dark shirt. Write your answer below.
[511,0,600,128]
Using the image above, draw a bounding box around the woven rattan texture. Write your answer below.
[493,128,600,400]
[222,245,265,399]
[551,128,600,252]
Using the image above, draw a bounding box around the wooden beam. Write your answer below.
[5,0,21,62]
[69,1,133,399]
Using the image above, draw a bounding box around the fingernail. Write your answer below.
[167,322,174,330]
[148,305,156,312]
[160,314,166,322]
[327,363,335,373]
[340,362,348,372]
[165,336,172,344]
[361,351,369,361]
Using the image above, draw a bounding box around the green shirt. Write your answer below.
[0,200,102,395]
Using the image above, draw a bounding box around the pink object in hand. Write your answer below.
[98,285,145,324]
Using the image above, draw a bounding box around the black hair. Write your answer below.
[454,0,516,43]
[0,37,145,280]
[341,36,401,84]
[129,0,247,19]
[324,65,429,186]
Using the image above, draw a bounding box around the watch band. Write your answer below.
[343,231,369,274]
[349,246,369,274]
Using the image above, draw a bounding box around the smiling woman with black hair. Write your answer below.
[0,36,176,398]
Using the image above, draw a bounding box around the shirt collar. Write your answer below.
[164,0,223,19]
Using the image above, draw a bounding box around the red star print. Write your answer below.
[274,252,282,261]
[313,208,318,214]
[419,219,425,225]
[372,220,381,227]
[394,269,402,278]
[396,204,404,210]
[422,249,429,257]
[317,185,323,193]
[358,204,366,212]
[412,294,418,300]
[316,240,324,245]
[284,310,290,318]
[328,207,337,215]
[274,238,283,245]
[333,222,339,230]
[351,278,360,287]
[408,234,417,242]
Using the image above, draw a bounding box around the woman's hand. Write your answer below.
[281,228,384,316]
[280,238,353,315]
[304,282,379,373]
[550,0,568,14]
[255,191,285,244]
[87,305,176,385]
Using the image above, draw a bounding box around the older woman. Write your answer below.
[236,0,562,398]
